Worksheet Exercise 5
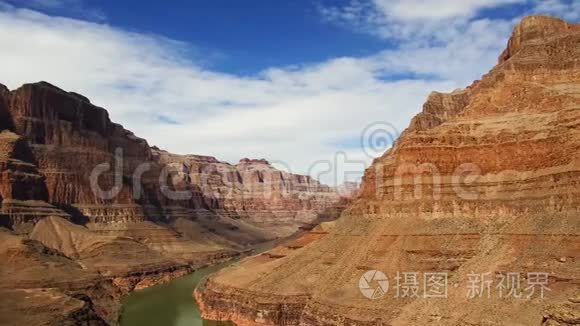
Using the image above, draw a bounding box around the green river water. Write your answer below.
[120,240,281,326]
[120,260,235,326]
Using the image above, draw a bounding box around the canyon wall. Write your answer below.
[0,80,349,236]
[0,79,350,323]
[154,150,350,237]
[195,15,580,326]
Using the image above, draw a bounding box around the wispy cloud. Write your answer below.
[3,0,105,20]
[532,0,580,21]
[318,0,578,44]
[372,0,526,21]
[318,0,522,43]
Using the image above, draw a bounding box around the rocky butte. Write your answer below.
[0,78,352,323]
[195,16,580,325]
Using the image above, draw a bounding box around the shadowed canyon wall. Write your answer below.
[0,79,352,324]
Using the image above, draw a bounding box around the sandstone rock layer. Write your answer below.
[195,16,580,326]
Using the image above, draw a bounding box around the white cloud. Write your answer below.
[368,18,514,84]
[532,0,580,21]
[319,0,578,44]
[319,0,523,42]
[373,0,525,20]
[29,0,77,9]
[0,2,567,184]
[4,0,105,20]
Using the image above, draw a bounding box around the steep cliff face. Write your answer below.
[0,83,229,324]
[7,82,172,224]
[196,16,580,326]
[498,15,580,64]
[0,83,11,130]
[0,83,66,231]
[1,81,348,235]
[0,79,350,323]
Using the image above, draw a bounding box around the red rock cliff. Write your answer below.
[0,80,352,324]
[0,81,349,234]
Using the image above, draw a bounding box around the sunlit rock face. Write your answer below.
[0,79,352,323]
[195,16,580,326]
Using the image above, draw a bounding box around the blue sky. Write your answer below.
[100,1,390,75]
[13,0,393,74]
[0,0,578,184]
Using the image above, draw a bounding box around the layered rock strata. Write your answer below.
[154,150,350,237]
[1,80,348,237]
[195,16,580,326]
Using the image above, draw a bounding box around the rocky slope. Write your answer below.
[195,15,580,326]
[0,78,350,323]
